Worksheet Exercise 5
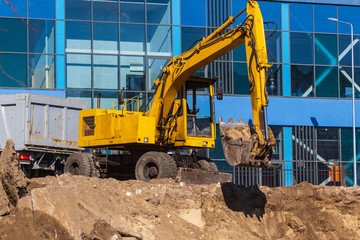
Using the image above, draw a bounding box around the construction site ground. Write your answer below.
[1,140,360,239]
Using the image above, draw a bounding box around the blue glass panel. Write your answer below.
[339,35,360,67]
[93,0,118,22]
[29,54,55,89]
[181,27,205,52]
[232,0,247,26]
[147,0,169,3]
[338,6,360,35]
[66,54,91,88]
[147,25,171,56]
[147,3,170,25]
[181,0,205,27]
[65,0,90,20]
[56,21,65,54]
[29,0,55,19]
[267,64,282,96]
[290,32,313,64]
[29,20,55,54]
[315,66,338,98]
[233,44,246,62]
[120,56,145,91]
[291,65,314,97]
[290,3,313,32]
[93,22,118,54]
[148,58,169,89]
[93,91,118,110]
[120,3,145,23]
[233,62,249,95]
[0,53,27,87]
[56,0,64,20]
[0,18,26,52]
[66,90,92,109]
[266,31,281,63]
[66,21,91,53]
[314,5,336,33]
[120,24,145,55]
[258,1,281,30]
[93,55,118,90]
[339,67,360,98]
[56,55,65,89]
[0,0,26,18]
[315,34,337,66]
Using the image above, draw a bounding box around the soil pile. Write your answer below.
[0,173,359,240]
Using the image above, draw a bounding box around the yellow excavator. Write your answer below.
[67,0,276,182]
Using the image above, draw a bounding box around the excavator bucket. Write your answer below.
[219,117,271,168]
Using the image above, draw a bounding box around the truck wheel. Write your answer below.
[64,153,92,177]
[135,151,177,182]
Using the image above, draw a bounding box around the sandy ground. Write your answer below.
[0,140,360,240]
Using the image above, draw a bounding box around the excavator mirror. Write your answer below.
[118,91,125,106]
[216,87,223,100]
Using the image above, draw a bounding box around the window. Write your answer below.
[147,25,171,56]
[120,2,145,23]
[290,3,313,32]
[29,54,55,89]
[148,58,169,89]
[93,0,118,22]
[120,24,145,55]
[29,20,55,54]
[339,67,360,98]
[29,0,55,19]
[0,18,26,53]
[339,35,360,67]
[338,6,360,34]
[66,21,91,53]
[233,63,249,95]
[291,65,314,97]
[267,64,282,96]
[181,27,205,52]
[314,5,336,33]
[66,54,91,88]
[266,31,282,63]
[93,55,118,90]
[147,2,170,25]
[93,22,118,54]
[290,32,313,64]
[120,56,145,91]
[93,91,118,110]
[181,0,205,27]
[0,0,26,18]
[66,90,92,109]
[317,128,339,162]
[66,0,91,20]
[315,34,337,66]
[0,53,27,87]
[258,1,281,30]
[315,66,338,98]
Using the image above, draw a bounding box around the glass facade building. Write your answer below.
[0,0,360,186]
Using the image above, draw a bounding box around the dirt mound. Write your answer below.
[0,174,359,240]
[0,139,27,215]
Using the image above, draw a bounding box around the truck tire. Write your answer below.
[197,157,218,172]
[64,153,92,177]
[135,151,177,182]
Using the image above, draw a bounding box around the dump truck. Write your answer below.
[0,93,87,177]
[66,0,276,182]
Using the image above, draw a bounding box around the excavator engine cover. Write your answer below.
[219,117,271,168]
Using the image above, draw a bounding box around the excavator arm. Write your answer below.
[148,0,275,167]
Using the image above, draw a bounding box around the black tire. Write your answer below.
[197,159,211,170]
[64,153,92,177]
[84,153,100,178]
[207,160,218,172]
[135,151,178,182]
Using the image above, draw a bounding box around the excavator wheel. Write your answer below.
[207,160,218,172]
[197,157,218,172]
[135,151,177,182]
[64,153,92,177]
[197,159,211,171]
